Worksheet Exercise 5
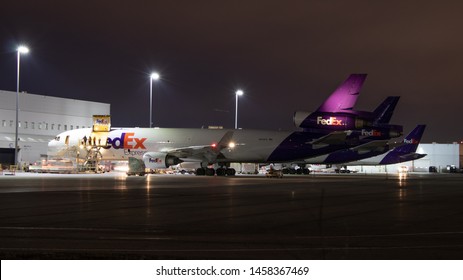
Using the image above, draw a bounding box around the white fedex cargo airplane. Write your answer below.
[47,74,391,175]
[47,127,356,175]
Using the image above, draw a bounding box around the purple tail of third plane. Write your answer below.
[378,125,427,165]
[305,124,425,165]
[344,125,427,166]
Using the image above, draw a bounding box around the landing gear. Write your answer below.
[195,168,215,176]
[282,167,311,175]
[195,167,236,176]
[205,168,215,176]
[225,168,236,176]
[216,167,226,176]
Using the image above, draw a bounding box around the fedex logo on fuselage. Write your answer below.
[103,132,147,150]
[361,129,382,137]
[317,116,343,126]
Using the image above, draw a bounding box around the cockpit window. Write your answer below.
[55,136,61,141]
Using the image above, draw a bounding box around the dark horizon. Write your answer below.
[1,1,462,143]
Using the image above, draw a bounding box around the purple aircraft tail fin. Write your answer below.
[394,125,426,154]
[373,96,400,124]
[316,74,367,113]
[380,125,426,164]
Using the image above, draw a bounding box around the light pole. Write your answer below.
[149,72,160,128]
[15,45,29,167]
[235,89,244,129]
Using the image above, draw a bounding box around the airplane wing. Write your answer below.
[167,146,220,162]
[161,131,234,163]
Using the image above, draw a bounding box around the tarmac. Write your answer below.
[1,171,463,259]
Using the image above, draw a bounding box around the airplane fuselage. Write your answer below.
[48,127,357,164]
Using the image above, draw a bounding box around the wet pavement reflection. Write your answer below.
[1,172,463,259]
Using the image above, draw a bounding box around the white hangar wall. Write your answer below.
[0,90,110,166]
[351,143,460,173]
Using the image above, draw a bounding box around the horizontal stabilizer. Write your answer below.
[309,131,350,146]
[349,140,389,154]
[399,153,427,160]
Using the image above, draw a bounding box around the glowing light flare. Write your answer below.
[17,45,29,54]
[235,89,244,96]
[114,165,129,172]
[115,172,128,182]
[211,143,217,148]
[150,72,160,80]
[398,172,408,188]
[398,187,407,200]
[146,174,152,192]
[228,142,236,148]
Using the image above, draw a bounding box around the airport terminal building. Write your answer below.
[0,90,109,167]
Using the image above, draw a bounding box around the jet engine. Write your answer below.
[143,152,183,169]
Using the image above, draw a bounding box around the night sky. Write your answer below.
[1,1,462,143]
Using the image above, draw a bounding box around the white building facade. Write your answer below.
[0,90,109,166]
[351,143,460,173]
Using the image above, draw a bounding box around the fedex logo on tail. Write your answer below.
[404,138,419,144]
[103,132,147,150]
[317,116,343,126]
